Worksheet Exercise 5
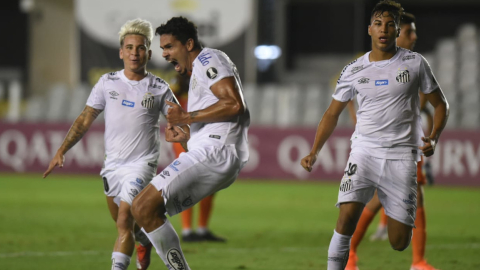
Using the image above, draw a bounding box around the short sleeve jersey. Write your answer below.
[187,48,250,163]
[333,47,440,160]
[86,70,176,172]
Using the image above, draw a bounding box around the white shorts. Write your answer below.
[150,145,242,217]
[337,153,418,227]
[101,163,156,206]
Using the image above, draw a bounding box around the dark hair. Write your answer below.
[400,12,416,25]
[370,0,404,26]
[155,16,202,50]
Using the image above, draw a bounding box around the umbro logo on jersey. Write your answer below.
[182,196,193,207]
[109,91,119,100]
[206,67,218,79]
[122,100,135,107]
[396,69,410,83]
[358,78,370,84]
[375,80,388,86]
[128,188,139,199]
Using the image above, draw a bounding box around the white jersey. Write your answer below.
[86,70,176,172]
[333,48,440,160]
[187,48,250,163]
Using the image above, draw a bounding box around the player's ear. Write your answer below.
[368,25,372,36]
[148,49,152,60]
[119,48,123,59]
[186,38,194,51]
[396,27,400,37]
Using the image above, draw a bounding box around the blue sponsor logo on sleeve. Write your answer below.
[122,100,135,107]
[375,80,389,86]
[198,52,212,66]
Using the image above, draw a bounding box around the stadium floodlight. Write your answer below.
[254,45,282,60]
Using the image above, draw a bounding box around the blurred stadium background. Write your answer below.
[1,0,479,269]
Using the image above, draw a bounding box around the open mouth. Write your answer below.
[379,36,388,43]
[170,60,180,72]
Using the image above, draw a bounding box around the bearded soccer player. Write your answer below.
[43,19,182,270]
[346,12,440,270]
[300,1,449,269]
[131,17,249,270]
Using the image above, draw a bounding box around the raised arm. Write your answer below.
[301,99,350,172]
[418,89,449,157]
[165,76,245,125]
[43,106,102,178]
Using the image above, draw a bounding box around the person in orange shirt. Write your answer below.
[171,74,226,243]
[346,12,439,270]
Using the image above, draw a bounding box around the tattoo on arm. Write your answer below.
[189,111,198,120]
[60,107,102,154]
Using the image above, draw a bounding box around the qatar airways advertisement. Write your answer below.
[1,123,479,186]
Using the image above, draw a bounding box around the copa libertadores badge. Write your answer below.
[206,67,218,79]
[141,93,154,109]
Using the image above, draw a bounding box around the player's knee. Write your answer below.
[116,210,134,232]
[390,233,412,251]
[336,206,363,235]
[131,197,148,224]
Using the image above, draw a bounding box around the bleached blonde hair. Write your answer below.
[118,18,154,48]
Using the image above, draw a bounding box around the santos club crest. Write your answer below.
[141,92,155,109]
[396,69,410,84]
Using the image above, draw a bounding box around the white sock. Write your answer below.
[197,227,207,235]
[142,219,190,270]
[327,230,352,270]
[182,228,192,236]
[111,252,131,270]
[135,229,151,247]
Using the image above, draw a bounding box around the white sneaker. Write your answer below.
[369,226,388,241]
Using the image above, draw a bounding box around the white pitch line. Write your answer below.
[0,250,104,258]
[1,243,479,258]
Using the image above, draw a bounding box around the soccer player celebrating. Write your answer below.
[43,19,181,270]
[300,1,449,269]
[346,12,440,270]
[170,75,226,243]
[131,17,250,270]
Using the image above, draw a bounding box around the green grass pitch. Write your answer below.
[1,173,479,269]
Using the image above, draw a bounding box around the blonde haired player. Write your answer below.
[44,18,185,270]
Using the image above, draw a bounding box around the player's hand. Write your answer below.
[165,100,189,125]
[165,123,190,142]
[301,153,317,172]
[43,151,65,178]
[418,136,436,157]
